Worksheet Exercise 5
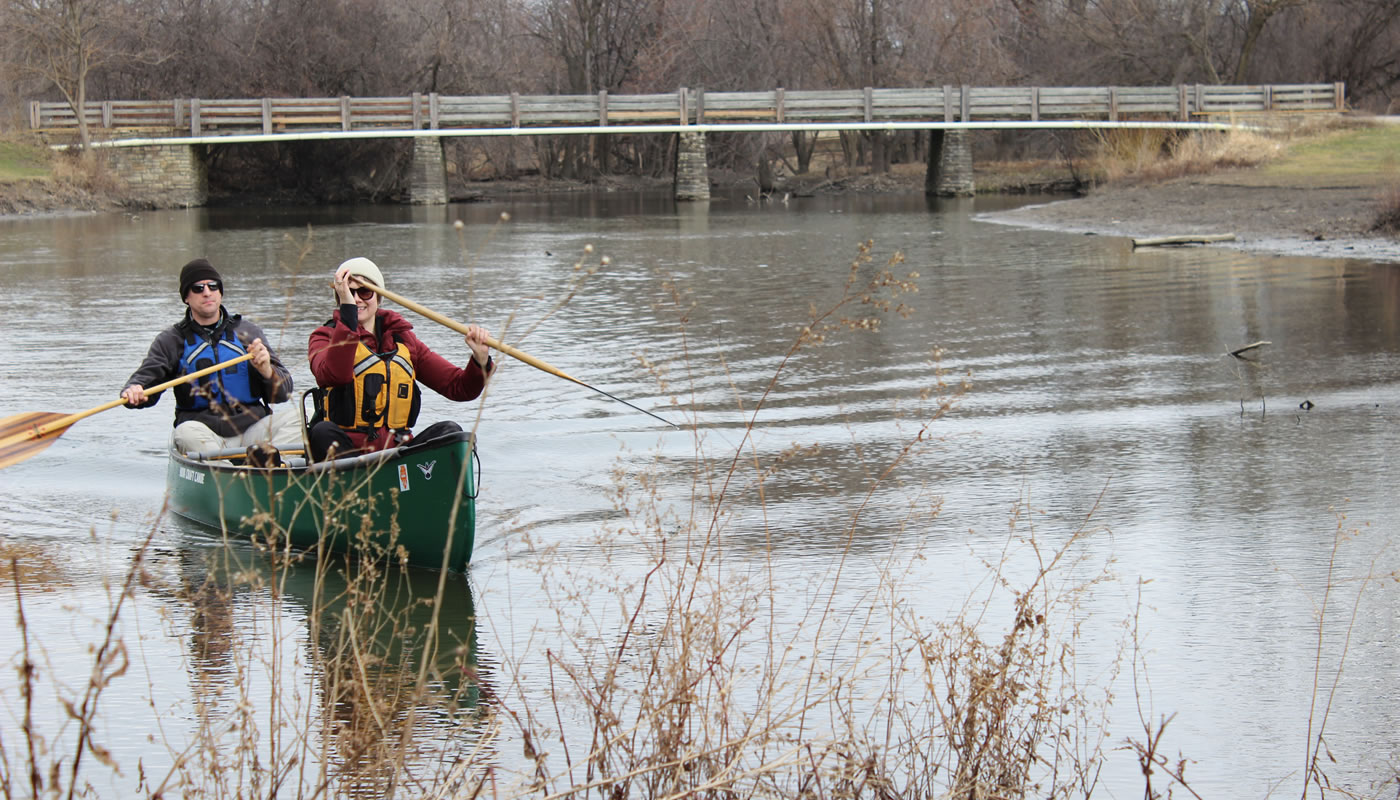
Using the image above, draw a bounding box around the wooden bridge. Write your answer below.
[27,83,1347,205]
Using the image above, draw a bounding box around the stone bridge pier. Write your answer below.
[674,131,710,201]
[105,142,208,208]
[926,130,975,196]
[409,136,448,204]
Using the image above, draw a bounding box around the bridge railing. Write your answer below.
[29,83,1346,137]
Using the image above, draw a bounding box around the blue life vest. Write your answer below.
[175,320,260,412]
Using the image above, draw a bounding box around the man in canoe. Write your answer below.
[121,258,301,460]
[305,257,495,462]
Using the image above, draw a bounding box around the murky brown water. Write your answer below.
[1,191,1397,796]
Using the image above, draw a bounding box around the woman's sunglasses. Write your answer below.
[352,285,377,301]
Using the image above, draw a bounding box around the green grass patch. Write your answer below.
[0,137,54,181]
[1260,123,1400,184]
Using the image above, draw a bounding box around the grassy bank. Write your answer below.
[1255,121,1400,186]
[0,133,129,214]
[0,137,51,181]
[1086,116,1399,187]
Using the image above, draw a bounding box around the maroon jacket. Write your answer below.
[308,306,491,451]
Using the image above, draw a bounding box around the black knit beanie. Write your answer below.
[179,258,223,298]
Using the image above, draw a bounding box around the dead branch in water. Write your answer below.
[1229,340,1271,358]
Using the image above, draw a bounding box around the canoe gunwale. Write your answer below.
[181,430,476,476]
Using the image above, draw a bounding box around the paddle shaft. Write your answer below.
[369,284,584,386]
[0,352,255,447]
[364,284,679,428]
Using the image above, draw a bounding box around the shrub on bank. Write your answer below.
[1375,183,1400,233]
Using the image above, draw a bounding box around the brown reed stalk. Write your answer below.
[1125,580,1204,800]
[0,507,165,798]
[61,511,164,800]
[9,557,41,799]
[1302,508,1385,799]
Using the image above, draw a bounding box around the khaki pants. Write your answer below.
[173,407,304,455]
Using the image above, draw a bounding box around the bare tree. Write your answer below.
[530,0,662,93]
[1254,0,1400,110]
[1227,0,1312,82]
[527,0,665,177]
[2,0,163,149]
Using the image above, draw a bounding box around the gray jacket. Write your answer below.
[124,307,293,437]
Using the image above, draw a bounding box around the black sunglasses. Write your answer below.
[352,285,377,301]
[189,281,222,294]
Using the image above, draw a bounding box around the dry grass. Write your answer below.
[1090,126,1285,184]
[0,540,70,588]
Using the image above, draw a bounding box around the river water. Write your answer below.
[1,190,1397,798]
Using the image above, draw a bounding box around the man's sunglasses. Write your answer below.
[189,281,222,294]
[351,285,377,301]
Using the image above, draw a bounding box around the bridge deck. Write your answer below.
[30,84,1345,145]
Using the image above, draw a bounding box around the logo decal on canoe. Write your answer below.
[418,460,436,480]
[398,463,410,491]
[178,466,206,485]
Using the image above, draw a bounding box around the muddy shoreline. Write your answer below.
[977,173,1400,264]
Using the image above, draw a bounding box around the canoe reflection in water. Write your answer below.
[172,537,494,794]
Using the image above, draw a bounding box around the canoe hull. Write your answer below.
[167,432,476,571]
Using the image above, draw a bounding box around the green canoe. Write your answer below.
[167,430,477,572]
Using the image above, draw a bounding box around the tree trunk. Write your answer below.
[791,131,816,174]
[74,29,93,152]
[1233,14,1269,83]
[594,133,610,175]
[870,131,889,173]
[1233,0,1302,83]
[757,156,775,194]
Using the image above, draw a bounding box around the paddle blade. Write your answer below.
[0,412,75,469]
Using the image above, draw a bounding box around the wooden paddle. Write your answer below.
[0,353,255,469]
[364,284,679,428]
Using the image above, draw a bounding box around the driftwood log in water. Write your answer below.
[1132,233,1238,248]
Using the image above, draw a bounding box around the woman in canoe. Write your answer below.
[306,257,495,462]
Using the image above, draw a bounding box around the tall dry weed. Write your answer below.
[1091,126,1283,183]
[1300,507,1394,798]
[484,242,1129,799]
[1373,183,1400,233]
[0,509,162,799]
[193,472,489,798]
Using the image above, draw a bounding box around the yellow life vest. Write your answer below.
[323,339,420,432]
